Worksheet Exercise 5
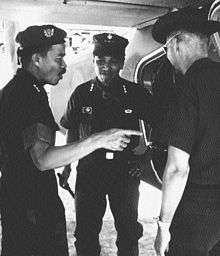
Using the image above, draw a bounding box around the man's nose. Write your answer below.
[61,59,67,69]
[102,62,111,70]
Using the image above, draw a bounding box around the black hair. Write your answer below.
[17,44,52,67]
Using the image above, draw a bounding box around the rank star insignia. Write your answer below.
[43,28,54,38]
[33,84,40,93]
[82,106,92,114]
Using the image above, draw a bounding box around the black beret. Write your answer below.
[16,24,67,51]
[93,33,128,59]
[152,8,220,44]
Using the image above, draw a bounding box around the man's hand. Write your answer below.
[93,129,142,151]
[154,224,171,256]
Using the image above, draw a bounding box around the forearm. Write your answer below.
[31,128,142,171]
[159,164,189,224]
[31,134,99,171]
[158,146,190,224]
[154,147,190,256]
[62,128,78,171]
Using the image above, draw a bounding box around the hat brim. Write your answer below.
[152,10,220,44]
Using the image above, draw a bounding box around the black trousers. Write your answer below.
[74,160,143,256]
[1,195,69,256]
[166,184,220,256]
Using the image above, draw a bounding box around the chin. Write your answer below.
[48,80,59,86]
[100,76,112,84]
[54,76,63,85]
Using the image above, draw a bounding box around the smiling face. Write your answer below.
[38,44,67,85]
[93,55,124,84]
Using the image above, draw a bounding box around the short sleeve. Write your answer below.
[168,80,198,154]
[60,88,80,130]
[24,89,59,131]
[20,88,59,149]
[23,123,55,149]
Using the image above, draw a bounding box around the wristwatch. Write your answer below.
[156,217,171,229]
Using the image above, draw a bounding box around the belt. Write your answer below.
[103,151,134,161]
[150,143,167,152]
[81,150,134,163]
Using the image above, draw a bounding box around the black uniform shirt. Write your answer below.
[0,69,59,207]
[61,76,152,164]
[168,58,220,185]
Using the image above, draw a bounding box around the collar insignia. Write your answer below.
[90,83,94,92]
[43,28,54,38]
[33,84,40,93]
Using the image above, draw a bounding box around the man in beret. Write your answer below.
[0,25,142,256]
[60,32,153,256]
[151,8,220,256]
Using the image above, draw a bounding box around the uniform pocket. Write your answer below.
[79,110,93,139]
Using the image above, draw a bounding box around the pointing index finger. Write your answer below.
[122,130,142,136]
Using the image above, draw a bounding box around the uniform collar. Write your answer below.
[185,58,212,77]
[94,76,122,92]
[16,68,44,93]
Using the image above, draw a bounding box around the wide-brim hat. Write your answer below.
[152,8,220,44]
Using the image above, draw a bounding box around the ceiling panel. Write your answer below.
[0,0,215,27]
[66,0,213,8]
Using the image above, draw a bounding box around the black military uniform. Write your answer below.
[150,58,184,180]
[60,33,153,256]
[0,26,68,256]
[152,9,220,256]
[166,58,220,256]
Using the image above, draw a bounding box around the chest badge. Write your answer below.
[82,106,93,114]
[124,109,133,114]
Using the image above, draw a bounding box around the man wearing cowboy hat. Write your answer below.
[152,8,220,256]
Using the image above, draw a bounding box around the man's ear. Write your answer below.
[173,38,179,53]
[32,53,41,67]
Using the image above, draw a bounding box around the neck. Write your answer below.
[181,53,208,74]
[26,64,45,86]
[97,75,119,87]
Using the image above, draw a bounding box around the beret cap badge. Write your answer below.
[107,33,113,40]
[43,28,54,38]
